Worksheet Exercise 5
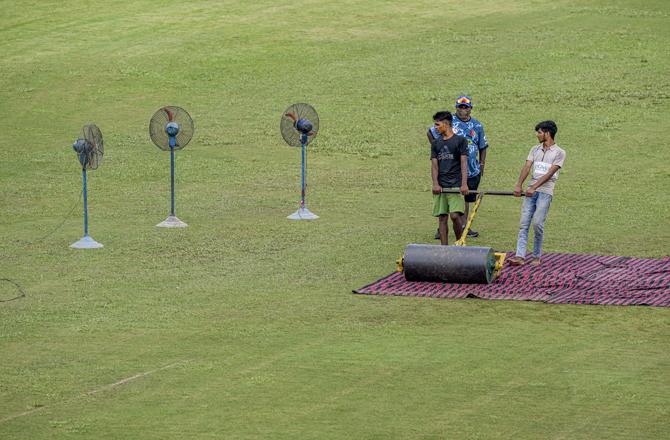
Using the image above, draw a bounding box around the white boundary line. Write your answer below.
[0,360,187,425]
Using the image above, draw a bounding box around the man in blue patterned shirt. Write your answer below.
[428,95,488,238]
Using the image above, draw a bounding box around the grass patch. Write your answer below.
[1,0,669,438]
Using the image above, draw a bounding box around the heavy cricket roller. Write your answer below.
[398,190,523,284]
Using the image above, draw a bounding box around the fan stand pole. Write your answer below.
[301,140,306,209]
[170,145,176,216]
[83,168,89,236]
[156,141,188,228]
[287,134,318,220]
[70,168,103,249]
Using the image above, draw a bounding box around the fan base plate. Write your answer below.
[70,235,104,249]
[156,215,188,228]
[287,207,319,220]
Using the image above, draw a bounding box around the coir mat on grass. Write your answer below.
[353,252,670,307]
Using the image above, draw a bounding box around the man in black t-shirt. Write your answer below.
[430,111,469,245]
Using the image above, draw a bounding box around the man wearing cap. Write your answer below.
[508,120,566,266]
[428,95,488,239]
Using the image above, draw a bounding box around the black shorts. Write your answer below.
[464,174,481,203]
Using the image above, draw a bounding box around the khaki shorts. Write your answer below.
[432,190,465,216]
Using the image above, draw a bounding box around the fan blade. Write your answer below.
[163,107,174,122]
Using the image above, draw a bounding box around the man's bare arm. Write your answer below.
[479,148,487,176]
[514,160,533,196]
[460,155,469,195]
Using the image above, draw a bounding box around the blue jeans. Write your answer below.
[515,192,553,258]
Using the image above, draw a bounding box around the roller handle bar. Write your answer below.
[440,189,524,196]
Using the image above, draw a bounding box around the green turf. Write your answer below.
[1,0,669,438]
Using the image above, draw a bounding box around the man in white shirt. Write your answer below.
[508,121,566,266]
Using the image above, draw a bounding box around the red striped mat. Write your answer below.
[353,252,670,307]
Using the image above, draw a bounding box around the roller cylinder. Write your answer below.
[403,244,496,284]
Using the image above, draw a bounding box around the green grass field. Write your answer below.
[1,0,669,438]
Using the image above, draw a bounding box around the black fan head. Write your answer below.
[73,124,104,170]
[280,103,319,147]
[149,106,195,151]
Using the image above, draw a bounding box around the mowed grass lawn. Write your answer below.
[1,0,669,438]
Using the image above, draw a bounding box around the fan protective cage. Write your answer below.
[149,106,195,151]
[280,103,319,147]
[79,124,104,170]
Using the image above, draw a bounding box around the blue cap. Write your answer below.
[455,96,473,108]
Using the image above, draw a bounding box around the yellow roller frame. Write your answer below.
[456,193,506,280]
